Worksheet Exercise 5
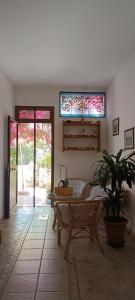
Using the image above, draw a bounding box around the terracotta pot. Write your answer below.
[104,216,128,247]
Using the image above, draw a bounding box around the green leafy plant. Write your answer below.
[96,149,135,218]
[59,178,69,187]
[38,154,51,169]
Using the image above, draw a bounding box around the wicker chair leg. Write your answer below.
[64,226,72,259]
[52,213,56,229]
[94,226,104,254]
[57,223,61,245]
[127,215,133,234]
[89,225,94,241]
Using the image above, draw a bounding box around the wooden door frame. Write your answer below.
[5,116,18,218]
[15,106,54,206]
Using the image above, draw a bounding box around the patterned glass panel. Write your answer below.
[59,92,105,118]
[36,110,50,119]
[19,110,34,119]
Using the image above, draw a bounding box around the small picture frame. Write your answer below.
[124,127,134,150]
[112,117,119,136]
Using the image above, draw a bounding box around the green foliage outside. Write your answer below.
[37,154,51,170]
[10,148,16,168]
[18,142,34,165]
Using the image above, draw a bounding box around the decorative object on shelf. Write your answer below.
[59,178,69,188]
[63,120,100,151]
[58,164,69,187]
[124,127,134,150]
[95,149,135,247]
[82,128,86,135]
[59,92,105,118]
[112,117,119,136]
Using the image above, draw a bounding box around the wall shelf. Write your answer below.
[63,134,99,138]
[63,120,100,151]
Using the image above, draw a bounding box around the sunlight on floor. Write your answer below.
[17,187,51,206]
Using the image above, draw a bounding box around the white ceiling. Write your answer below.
[0,0,135,88]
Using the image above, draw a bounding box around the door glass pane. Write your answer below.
[36,110,50,120]
[19,110,34,119]
[10,120,17,210]
[17,123,34,206]
[35,123,52,206]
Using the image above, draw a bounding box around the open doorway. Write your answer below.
[16,106,54,207]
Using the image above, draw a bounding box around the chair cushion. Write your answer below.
[81,183,92,199]
[68,179,87,196]
[86,185,107,200]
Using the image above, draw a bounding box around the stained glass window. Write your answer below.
[19,110,34,119]
[36,110,50,119]
[16,107,52,122]
[59,92,105,118]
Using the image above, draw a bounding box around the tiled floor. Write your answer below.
[0,207,70,300]
[1,206,135,300]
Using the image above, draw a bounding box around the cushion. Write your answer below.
[86,185,108,200]
[68,179,87,195]
[81,183,92,199]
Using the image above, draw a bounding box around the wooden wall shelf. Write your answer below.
[63,120,100,151]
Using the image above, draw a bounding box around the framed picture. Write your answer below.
[124,127,134,150]
[112,117,119,136]
[59,92,105,118]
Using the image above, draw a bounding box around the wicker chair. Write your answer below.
[55,200,104,259]
[51,180,91,229]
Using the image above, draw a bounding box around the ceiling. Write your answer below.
[0,0,135,88]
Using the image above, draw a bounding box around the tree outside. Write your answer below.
[10,121,52,204]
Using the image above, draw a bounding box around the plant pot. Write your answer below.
[104,216,128,247]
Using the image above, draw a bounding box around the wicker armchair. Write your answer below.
[55,200,104,259]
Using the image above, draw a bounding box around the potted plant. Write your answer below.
[96,149,135,247]
[59,178,69,187]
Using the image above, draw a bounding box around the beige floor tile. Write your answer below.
[6,274,38,292]
[44,240,60,249]
[26,232,45,240]
[6,232,20,241]
[46,233,57,240]
[42,249,64,260]
[22,240,44,249]
[18,249,42,260]
[37,274,67,292]
[29,226,46,233]
[2,292,35,300]
[40,259,67,274]
[0,207,72,300]
[33,215,49,221]
[47,221,54,227]
[13,260,40,274]
[31,221,47,227]
[46,228,55,233]
[36,292,68,300]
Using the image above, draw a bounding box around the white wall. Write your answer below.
[0,67,14,219]
[107,50,135,154]
[14,86,107,186]
[107,50,135,232]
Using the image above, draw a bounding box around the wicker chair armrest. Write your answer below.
[55,199,102,206]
